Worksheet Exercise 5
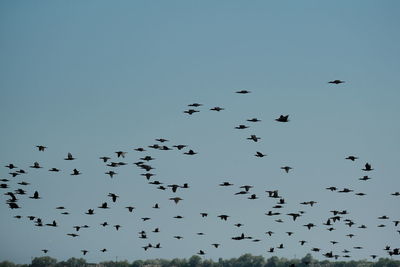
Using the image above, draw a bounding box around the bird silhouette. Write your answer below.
[328,80,345,84]
[64,153,75,160]
[362,163,373,171]
[275,115,289,122]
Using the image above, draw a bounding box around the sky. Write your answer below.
[1,0,400,264]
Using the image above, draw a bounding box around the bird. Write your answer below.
[328,80,345,84]
[100,248,107,253]
[81,250,88,256]
[173,145,187,150]
[304,223,316,230]
[156,138,168,143]
[236,90,251,94]
[218,215,229,221]
[99,156,110,162]
[29,191,41,199]
[49,168,60,172]
[210,107,224,112]
[41,249,48,253]
[211,243,220,248]
[64,152,75,160]
[71,169,81,176]
[115,151,127,158]
[126,206,135,212]
[30,162,42,169]
[134,147,146,152]
[198,250,206,255]
[247,118,261,122]
[108,193,119,202]
[255,151,266,157]
[67,233,79,237]
[281,166,292,173]
[346,156,358,161]
[170,197,183,204]
[85,209,95,215]
[235,124,249,129]
[188,103,202,107]
[105,171,117,178]
[98,202,109,209]
[247,135,260,142]
[184,109,200,115]
[275,115,289,122]
[219,182,233,186]
[36,145,47,151]
[114,225,121,231]
[362,163,373,171]
[184,149,197,155]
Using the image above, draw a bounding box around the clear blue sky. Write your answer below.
[1,0,399,264]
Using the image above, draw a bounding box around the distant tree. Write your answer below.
[130,260,144,267]
[188,255,202,267]
[31,257,57,267]
[0,261,17,267]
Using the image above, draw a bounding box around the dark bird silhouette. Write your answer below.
[46,220,57,227]
[29,191,41,199]
[64,152,75,160]
[134,147,146,152]
[188,103,202,107]
[114,225,121,231]
[218,215,229,221]
[105,171,117,178]
[247,135,260,142]
[30,162,42,169]
[184,149,197,155]
[5,163,17,169]
[236,90,251,94]
[67,233,79,237]
[346,156,358,161]
[100,222,108,227]
[99,156,110,162]
[184,109,199,115]
[304,223,316,230]
[287,213,301,221]
[49,168,60,172]
[247,118,261,122]
[255,151,266,157]
[198,250,206,255]
[281,166,292,173]
[98,202,109,209]
[362,163,373,171]
[170,197,183,204]
[8,202,20,209]
[219,182,233,186]
[81,250,88,255]
[235,124,249,129]
[211,243,220,248]
[126,206,135,212]
[36,145,47,151]
[275,115,289,122]
[210,107,224,112]
[71,169,81,176]
[85,209,95,215]
[173,145,187,150]
[115,151,127,158]
[108,193,119,202]
[328,80,345,84]
[42,249,48,253]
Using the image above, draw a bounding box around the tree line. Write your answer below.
[1,254,399,267]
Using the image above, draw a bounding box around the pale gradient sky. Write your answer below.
[1,0,400,264]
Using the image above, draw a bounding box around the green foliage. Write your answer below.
[3,254,400,267]
[31,257,57,267]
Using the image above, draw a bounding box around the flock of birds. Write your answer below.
[2,80,400,262]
